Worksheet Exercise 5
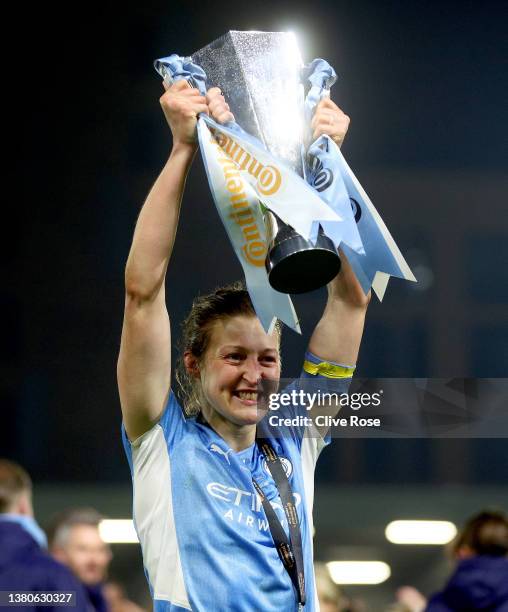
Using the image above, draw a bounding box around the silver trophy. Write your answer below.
[192,31,340,294]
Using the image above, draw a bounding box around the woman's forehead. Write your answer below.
[208,315,279,350]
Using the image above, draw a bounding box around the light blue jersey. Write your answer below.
[122,355,352,611]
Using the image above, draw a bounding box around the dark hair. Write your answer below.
[0,459,32,513]
[453,509,508,557]
[176,281,281,416]
[47,507,104,550]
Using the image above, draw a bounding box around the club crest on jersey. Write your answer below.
[209,443,231,464]
[263,457,293,479]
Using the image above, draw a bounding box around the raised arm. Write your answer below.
[117,80,208,440]
[306,97,370,366]
[308,250,370,366]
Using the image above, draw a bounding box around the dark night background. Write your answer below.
[8,0,508,480]
[3,0,508,605]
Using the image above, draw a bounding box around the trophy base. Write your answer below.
[266,230,341,294]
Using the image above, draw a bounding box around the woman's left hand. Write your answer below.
[311,98,350,147]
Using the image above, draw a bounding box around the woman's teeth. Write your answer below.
[238,392,257,401]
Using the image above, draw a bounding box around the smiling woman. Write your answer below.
[179,286,282,447]
[176,281,282,426]
[117,80,369,612]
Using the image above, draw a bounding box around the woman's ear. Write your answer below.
[184,351,201,378]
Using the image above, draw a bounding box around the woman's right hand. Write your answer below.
[159,79,209,148]
[206,87,235,124]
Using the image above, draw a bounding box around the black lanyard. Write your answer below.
[197,414,306,605]
[254,436,306,606]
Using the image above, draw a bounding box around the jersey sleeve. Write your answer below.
[121,390,188,473]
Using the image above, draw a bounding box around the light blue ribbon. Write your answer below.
[197,117,300,333]
[302,59,416,296]
[332,149,416,295]
[154,55,207,94]
[302,59,364,253]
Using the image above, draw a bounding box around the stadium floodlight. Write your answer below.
[99,519,139,544]
[326,561,391,585]
[385,520,457,545]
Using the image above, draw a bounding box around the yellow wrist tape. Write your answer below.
[303,360,355,379]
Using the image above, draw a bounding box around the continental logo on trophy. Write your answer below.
[209,129,269,267]
[155,31,416,332]
[212,129,283,196]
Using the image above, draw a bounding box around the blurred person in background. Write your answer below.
[392,586,427,612]
[425,509,508,611]
[48,508,112,612]
[0,459,88,611]
[315,562,350,612]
